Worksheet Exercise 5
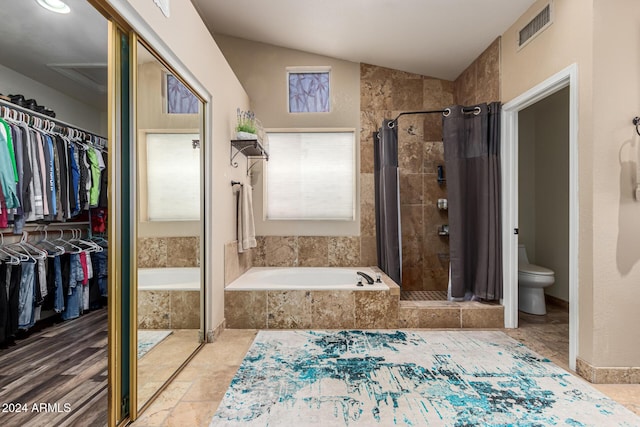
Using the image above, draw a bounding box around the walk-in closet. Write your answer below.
[0,1,109,425]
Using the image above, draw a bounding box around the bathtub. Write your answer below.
[225,267,388,291]
[137,267,201,330]
[224,266,398,329]
[137,267,201,291]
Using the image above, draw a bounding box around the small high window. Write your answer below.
[165,74,199,114]
[287,67,331,113]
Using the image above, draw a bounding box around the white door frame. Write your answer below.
[501,63,579,371]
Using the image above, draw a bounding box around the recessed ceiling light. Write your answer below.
[36,0,71,14]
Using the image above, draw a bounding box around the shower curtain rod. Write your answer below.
[388,106,483,128]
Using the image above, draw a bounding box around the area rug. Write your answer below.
[137,330,172,359]
[211,330,639,426]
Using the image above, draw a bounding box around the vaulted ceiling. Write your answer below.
[0,1,536,109]
[192,0,537,81]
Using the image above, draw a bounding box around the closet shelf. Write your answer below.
[230,139,269,168]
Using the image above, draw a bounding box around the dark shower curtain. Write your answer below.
[374,120,402,286]
[443,103,502,300]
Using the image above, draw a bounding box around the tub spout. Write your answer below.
[357,271,374,285]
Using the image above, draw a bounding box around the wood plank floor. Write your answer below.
[0,309,108,427]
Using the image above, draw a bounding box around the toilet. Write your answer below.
[518,244,555,315]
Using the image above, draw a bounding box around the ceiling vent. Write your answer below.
[518,3,552,50]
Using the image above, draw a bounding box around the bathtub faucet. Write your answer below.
[357,271,375,285]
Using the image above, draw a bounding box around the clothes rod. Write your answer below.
[1,221,91,231]
[0,98,107,140]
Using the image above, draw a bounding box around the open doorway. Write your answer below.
[501,64,579,371]
[516,86,570,369]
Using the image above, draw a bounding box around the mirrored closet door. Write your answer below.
[134,40,205,412]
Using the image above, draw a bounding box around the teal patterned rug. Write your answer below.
[137,330,172,359]
[211,330,639,426]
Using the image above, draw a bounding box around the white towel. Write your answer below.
[236,180,257,253]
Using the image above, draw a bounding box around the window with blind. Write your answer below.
[146,133,200,221]
[265,131,355,220]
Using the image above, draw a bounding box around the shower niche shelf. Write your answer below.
[230,139,269,170]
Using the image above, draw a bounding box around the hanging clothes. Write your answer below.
[0,110,107,231]
[0,102,109,345]
[0,118,19,210]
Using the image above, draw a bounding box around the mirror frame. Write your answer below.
[107,19,134,426]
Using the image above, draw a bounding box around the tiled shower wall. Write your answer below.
[454,38,501,106]
[360,64,453,292]
[359,38,500,292]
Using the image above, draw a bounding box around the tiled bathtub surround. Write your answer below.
[138,290,200,329]
[137,236,200,268]
[137,237,201,330]
[225,269,400,329]
[224,267,504,329]
[224,241,253,285]
[251,236,365,268]
[399,300,504,329]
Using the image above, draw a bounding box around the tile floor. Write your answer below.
[131,306,640,426]
[137,329,201,409]
[400,290,448,301]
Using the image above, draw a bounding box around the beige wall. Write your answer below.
[502,0,596,365]
[123,0,251,336]
[518,87,570,302]
[590,0,640,367]
[214,35,361,237]
[504,0,640,368]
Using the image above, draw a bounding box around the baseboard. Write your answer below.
[206,319,226,343]
[545,294,569,310]
[576,357,640,384]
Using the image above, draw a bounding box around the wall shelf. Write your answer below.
[230,139,269,168]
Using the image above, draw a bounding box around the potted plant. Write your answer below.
[236,108,258,140]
